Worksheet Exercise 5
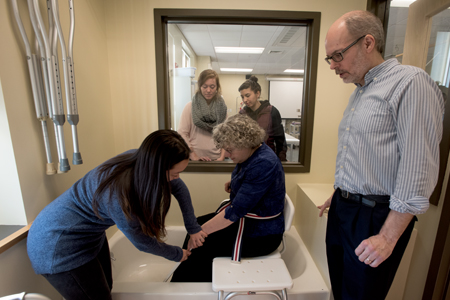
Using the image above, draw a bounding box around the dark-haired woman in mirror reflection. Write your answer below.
[239,75,287,161]
[178,69,227,161]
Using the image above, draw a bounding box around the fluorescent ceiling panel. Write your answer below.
[215,47,264,54]
[220,68,253,72]
[284,69,305,74]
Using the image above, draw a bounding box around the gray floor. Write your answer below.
[0,225,25,241]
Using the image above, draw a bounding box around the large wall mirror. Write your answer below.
[154,9,320,172]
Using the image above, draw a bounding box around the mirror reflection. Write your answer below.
[168,24,307,162]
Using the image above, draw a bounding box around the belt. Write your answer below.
[339,188,389,208]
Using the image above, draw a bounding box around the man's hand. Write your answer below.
[318,192,333,217]
[355,210,414,268]
[355,234,394,267]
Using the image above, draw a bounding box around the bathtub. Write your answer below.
[109,226,329,300]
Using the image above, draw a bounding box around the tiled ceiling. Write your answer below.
[176,24,307,75]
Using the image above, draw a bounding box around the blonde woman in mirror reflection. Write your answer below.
[178,69,227,161]
[239,75,288,161]
[27,130,207,300]
[171,114,285,282]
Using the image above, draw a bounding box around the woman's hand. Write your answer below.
[188,231,208,250]
[216,148,226,161]
[190,152,200,161]
[224,180,231,193]
[198,156,212,161]
[180,249,191,262]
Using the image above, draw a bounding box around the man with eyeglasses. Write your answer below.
[318,10,444,300]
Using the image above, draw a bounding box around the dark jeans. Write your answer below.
[326,189,416,300]
[171,213,283,282]
[42,238,113,300]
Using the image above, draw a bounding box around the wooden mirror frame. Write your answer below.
[154,9,321,173]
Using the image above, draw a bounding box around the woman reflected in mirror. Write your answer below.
[178,69,227,161]
[239,76,287,161]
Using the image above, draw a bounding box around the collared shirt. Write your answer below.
[334,59,444,215]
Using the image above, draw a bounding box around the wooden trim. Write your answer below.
[402,0,450,68]
[423,177,450,299]
[366,0,391,55]
[0,223,31,255]
[403,0,450,207]
[409,0,450,297]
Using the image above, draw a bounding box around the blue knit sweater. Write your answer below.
[224,143,286,237]
[27,151,202,275]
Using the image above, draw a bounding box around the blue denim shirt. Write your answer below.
[224,143,286,237]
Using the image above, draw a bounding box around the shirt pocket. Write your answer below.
[352,99,395,133]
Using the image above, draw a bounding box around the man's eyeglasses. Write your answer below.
[325,35,366,65]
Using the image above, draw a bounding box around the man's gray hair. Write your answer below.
[213,114,265,150]
[344,10,385,54]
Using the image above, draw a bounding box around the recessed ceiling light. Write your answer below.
[220,68,253,72]
[284,69,305,74]
[215,47,264,54]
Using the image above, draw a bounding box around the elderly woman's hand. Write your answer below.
[188,230,208,250]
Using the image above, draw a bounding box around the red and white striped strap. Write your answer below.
[217,200,281,263]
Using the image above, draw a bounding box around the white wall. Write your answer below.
[0,79,27,226]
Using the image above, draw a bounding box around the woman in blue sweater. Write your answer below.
[171,114,285,282]
[27,130,207,300]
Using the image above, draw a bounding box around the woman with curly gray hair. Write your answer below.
[172,114,286,282]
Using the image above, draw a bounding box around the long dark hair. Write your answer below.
[92,130,190,242]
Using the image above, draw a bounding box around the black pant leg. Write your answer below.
[42,238,113,300]
[171,213,283,282]
[326,191,416,300]
[171,213,238,282]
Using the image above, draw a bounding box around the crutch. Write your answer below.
[31,0,70,172]
[11,0,56,175]
[46,0,67,173]
[51,0,82,165]
[27,0,66,173]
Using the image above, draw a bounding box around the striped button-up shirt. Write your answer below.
[334,59,445,215]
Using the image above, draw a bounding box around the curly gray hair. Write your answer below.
[213,114,265,149]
